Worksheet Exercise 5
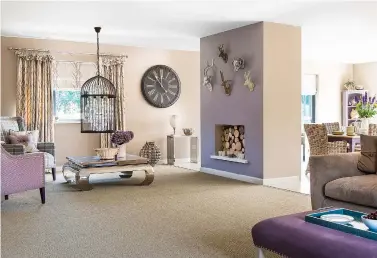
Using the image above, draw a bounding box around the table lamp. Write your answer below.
[170,115,178,135]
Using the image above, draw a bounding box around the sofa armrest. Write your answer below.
[2,143,26,155]
[37,142,55,157]
[310,152,365,210]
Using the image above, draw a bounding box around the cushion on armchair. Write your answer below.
[8,133,38,153]
[325,174,377,208]
[357,135,377,174]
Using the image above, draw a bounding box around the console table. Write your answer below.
[167,135,198,165]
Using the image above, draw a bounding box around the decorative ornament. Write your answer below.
[344,80,356,90]
[81,27,116,133]
[220,70,232,96]
[232,58,245,72]
[203,59,214,91]
[218,44,228,63]
[139,141,161,167]
[244,71,255,91]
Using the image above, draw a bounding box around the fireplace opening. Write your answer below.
[211,124,248,163]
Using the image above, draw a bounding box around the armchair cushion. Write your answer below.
[325,174,377,208]
[8,134,38,153]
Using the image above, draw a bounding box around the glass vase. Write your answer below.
[360,118,370,135]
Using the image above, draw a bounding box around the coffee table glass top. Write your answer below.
[66,154,149,168]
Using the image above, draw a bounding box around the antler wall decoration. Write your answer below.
[244,71,255,91]
[220,70,232,96]
[218,44,228,63]
[203,59,215,91]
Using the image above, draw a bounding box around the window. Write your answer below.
[301,74,317,128]
[54,88,81,122]
[53,61,96,123]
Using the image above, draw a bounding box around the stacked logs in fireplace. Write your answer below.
[221,125,245,156]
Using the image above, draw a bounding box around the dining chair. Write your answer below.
[304,124,347,175]
[323,122,340,134]
[369,124,377,136]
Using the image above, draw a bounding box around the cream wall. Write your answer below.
[302,60,353,123]
[263,22,301,179]
[1,36,200,165]
[353,62,377,96]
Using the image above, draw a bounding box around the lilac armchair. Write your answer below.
[1,146,46,203]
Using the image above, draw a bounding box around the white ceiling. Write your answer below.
[1,0,377,63]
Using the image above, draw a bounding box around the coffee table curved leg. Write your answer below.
[62,163,93,191]
[139,166,154,185]
[74,176,93,191]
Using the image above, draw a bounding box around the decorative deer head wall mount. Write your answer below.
[244,71,255,92]
[203,59,215,91]
[220,70,232,96]
[232,58,245,72]
[218,44,228,63]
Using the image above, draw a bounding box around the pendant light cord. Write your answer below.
[97,30,100,76]
[94,27,101,77]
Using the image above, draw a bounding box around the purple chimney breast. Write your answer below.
[200,23,264,179]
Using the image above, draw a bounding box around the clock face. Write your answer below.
[141,65,181,108]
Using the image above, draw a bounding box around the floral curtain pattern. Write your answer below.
[99,56,126,147]
[15,50,54,142]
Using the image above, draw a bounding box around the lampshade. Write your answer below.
[170,115,178,128]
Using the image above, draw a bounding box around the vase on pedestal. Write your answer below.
[117,143,127,158]
[139,141,161,167]
[360,118,370,135]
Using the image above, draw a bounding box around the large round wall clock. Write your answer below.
[141,65,181,108]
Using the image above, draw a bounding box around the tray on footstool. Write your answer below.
[251,209,377,258]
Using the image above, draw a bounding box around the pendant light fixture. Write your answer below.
[81,27,116,133]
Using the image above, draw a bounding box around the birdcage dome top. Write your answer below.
[81,75,116,97]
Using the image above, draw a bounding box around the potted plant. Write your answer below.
[111,131,134,158]
[356,92,377,133]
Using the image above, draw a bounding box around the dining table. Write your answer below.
[327,134,360,152]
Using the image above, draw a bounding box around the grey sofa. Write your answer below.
[310,152,377,213]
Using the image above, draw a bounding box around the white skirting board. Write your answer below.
[200,167,263,184]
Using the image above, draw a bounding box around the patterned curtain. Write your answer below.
[99,56,126,147]
[15,50,54,142]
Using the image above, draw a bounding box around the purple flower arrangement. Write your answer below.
[356,92,377,118]
[111,131,134,146]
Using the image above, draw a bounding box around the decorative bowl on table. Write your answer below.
[182,128,194,136]
[332,131,344,135]
[94,148,118,160]
[362,212,377,232]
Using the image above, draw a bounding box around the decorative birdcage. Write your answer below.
[81,27,116,133]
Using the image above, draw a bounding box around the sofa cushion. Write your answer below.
[325,175,377,208]
[357,134,377,174]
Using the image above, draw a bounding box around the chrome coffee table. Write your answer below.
[62,154,154,191]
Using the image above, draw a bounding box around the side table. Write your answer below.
[167,135,198,165]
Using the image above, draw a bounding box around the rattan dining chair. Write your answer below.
[304,124,348,175]
[323,122,340,134]
[369,124,377,136]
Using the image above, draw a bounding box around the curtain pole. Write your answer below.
[8,47,128,58]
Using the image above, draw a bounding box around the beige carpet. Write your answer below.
[1,166,310,258]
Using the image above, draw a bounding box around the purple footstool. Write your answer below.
[252,211,377,258]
